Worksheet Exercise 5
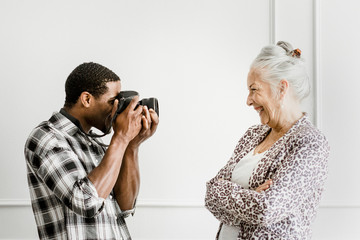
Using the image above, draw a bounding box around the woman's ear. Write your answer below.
[279,79,289,99]
[79,91,92,108]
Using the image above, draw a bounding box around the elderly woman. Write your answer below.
[205,41,329,239]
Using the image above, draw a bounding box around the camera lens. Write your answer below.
[139,98,159,116]
[114,91,159,119]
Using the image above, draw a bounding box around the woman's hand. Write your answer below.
[216,178,273,193]
[255,179,273,193]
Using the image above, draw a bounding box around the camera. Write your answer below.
[113,91,159,119]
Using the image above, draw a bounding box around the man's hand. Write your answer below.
[111,96,143,144]
[128,105,159,149]
[113,105,159,210]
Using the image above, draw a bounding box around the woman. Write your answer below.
[205,41,329,239]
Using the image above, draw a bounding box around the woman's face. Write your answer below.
[246,68,282,127]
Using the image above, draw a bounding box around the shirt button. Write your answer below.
[88,142,92,146]
[109,194,113,199]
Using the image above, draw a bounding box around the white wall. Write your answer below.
[0,0,358,239]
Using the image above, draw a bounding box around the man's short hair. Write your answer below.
[64,62,120,108]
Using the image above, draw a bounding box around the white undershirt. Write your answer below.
[218,148,267,240]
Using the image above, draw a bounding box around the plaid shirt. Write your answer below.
[24,110,134,240]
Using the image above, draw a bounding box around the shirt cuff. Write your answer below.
[118,199,137,218]
[75,177,105,217]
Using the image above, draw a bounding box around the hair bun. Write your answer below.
[276,41,293,54]
[276,41,301,58]
[291,48,301,58]
[251,41,309,101]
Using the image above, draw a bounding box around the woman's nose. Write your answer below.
[246,94,253,106]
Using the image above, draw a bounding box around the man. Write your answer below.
[24,62,159,239]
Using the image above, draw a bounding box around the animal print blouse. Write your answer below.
[205,114,329,239]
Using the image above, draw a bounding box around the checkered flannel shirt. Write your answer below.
[24,110,134,240]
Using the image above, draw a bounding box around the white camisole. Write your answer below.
[218,148,267,240]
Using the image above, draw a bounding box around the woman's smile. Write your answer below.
[254,106,264,114]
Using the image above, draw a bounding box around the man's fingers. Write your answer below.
[141,115,149,130]
[111,99,119,118]
[149,109,159,130]
[127,96,141,114]
[143,106,151,124]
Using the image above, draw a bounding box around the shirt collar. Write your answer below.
[58,108,86,136]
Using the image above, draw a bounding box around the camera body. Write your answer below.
[114,91,159,119]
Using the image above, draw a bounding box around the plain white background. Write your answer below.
[0,0,359,239]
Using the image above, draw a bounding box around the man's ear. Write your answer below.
[79,91,92,108]
[279,79,289,99]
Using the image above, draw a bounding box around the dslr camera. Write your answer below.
[113,91,159,119]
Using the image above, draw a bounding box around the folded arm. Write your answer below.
[205,136,329,226]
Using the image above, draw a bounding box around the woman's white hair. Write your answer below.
[250,41,310,101]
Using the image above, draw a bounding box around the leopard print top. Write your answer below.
[205,114,329,240]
